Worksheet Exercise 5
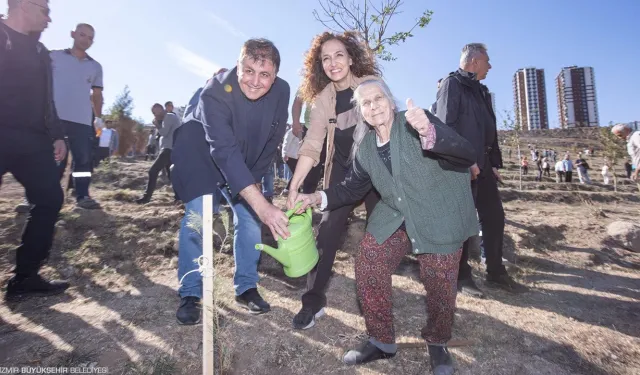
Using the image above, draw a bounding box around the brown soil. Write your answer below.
[1,153,639,375]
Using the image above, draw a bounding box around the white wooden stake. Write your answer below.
[202,194,214,375]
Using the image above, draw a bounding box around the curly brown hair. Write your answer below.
[299,31,381,103]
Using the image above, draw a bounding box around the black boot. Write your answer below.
[486,273,528,293]
[176,296,201,325]
[136,195,151,205]
[343,340,396,366]
[428,345,454,375]
[235,288,270,315]
[457,278,484,298]
[5,274,69,302]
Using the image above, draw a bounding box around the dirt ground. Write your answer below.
[1,152,639,375]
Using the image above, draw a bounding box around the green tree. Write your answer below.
[500,111,523,190]
[313,0,433,61]
[108,85,134,120]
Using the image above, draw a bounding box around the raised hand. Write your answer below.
[404,98,432,137]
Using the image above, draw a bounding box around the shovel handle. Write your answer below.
[285,201,304,219]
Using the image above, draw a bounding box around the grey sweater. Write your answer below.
[157,112,181,150]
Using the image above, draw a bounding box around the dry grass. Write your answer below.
[0,149,639,375]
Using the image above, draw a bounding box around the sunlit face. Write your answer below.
[71,25,94,51]
[22,0,51,33]
[473,52,491,80]
[165,104,174,113]
[321,39,352,83]
[357,84,394,129]
[237,56,276,100]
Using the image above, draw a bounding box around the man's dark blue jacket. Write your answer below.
[171,67,290,204]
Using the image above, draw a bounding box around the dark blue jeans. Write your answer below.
[58,121,95,200]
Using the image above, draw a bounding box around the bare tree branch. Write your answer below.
[314,0,432,61]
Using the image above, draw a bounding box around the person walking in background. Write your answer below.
[563,154,574,183]
[542,156,551,177]
[554,159,565,183]
[435,43,524,298]
[535,156,543,181]
[145,128,157,161]
[94,121,115,165]
[575,154,592,184]
[612,124,640,181]
[1,0,71,300]
[601,160,610,185]
[521,156,528,175]
[136,104,181,204]
[45,23,104,209]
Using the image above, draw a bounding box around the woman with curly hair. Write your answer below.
[286,31,381,330]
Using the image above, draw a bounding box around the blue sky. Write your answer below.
[9,0,639,127]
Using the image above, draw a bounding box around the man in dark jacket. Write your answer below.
[1,0,70,301]
[171,39,291,325]
[436,43,524,297]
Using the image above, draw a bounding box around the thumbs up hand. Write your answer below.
[405,98,432,137]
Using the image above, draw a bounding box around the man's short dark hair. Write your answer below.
[164,101,173,107]
[151,103,164,111]
[239,38,281,73]
[76,23,95,32]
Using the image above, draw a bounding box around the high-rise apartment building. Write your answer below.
[556,66,599,128]
[513,67,549,131]
[489,91,496,115]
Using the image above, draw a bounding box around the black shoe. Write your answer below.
[428,345,454,375]
[5,274,70,302]
[343,341,396,366]
[176,296,201,325]
[235,288,270,315]
[292,306,325,330]
[136,196,151,205]
[457,278,484,298]
[486,274,528,293]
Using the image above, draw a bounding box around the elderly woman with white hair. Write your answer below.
[612,123,640,181]
[290,79,477,374]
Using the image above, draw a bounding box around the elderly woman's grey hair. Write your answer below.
[349,79,398,166]
[459,43,488,68]
[611,123,631,135]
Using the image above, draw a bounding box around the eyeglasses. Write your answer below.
[22,0,50,17]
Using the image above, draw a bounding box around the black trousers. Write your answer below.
[302,161,380,311]
[459,163,506,280]
[0,143,63,277]
[143,148,172,198]
[565,171,573,182]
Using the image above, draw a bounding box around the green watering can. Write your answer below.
[255,202,319,278]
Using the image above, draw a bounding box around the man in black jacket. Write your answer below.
[436,43,525,297]
[0,0,70,301]
[171,39,291,325]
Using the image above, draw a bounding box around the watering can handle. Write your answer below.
[285,201,304,219]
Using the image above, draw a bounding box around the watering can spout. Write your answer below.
[255,244,290,267]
